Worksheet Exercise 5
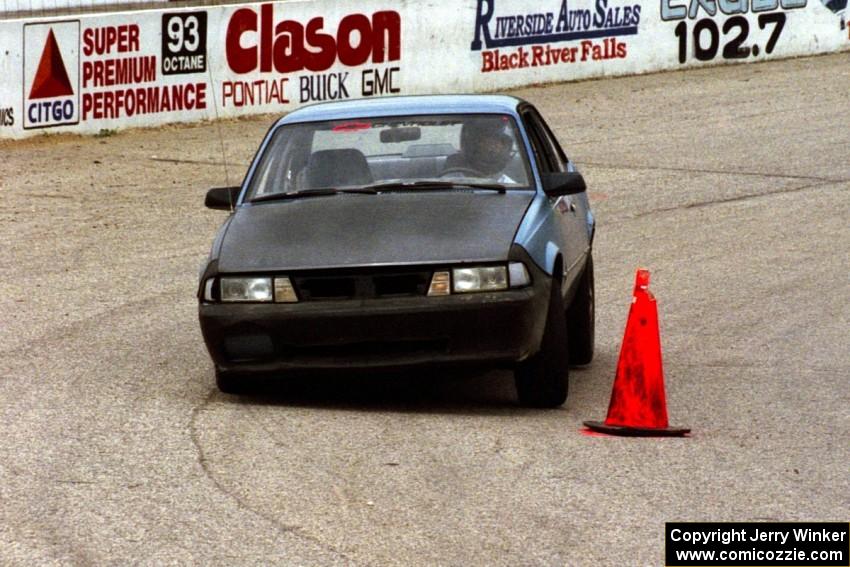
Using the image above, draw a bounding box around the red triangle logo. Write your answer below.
[29,29,74,99]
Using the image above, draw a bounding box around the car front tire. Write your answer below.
[514,278,570,408]
[567,252,595,366]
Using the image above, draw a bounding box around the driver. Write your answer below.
[442,117,515,181]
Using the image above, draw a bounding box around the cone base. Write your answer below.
[583,421,690,437]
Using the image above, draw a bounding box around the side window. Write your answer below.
[521,110,556,173]
[248,126,311,197]
[251,133,286,196]
[529,109,568,172]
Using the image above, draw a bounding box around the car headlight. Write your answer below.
[220,277,273,302]
[452,266,508,293]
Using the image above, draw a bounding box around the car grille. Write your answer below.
[291,269,432,301]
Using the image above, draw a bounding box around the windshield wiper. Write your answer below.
[363,181,507,194]
[250,187,377,203]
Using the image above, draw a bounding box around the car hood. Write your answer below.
[217,191,534,272]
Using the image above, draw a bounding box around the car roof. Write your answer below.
[276,95,526,125]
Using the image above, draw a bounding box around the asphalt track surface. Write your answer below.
[1,53,848,566]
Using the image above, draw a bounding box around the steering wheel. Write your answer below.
[439,166,487,178]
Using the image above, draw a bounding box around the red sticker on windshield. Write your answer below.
[332,121,372,132]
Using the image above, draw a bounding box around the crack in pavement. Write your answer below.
[581,162,850,184]
[632,180,837,217]
[150,157,234,167]
[188,391,363,566]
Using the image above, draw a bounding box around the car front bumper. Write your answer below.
[199,275,551,374]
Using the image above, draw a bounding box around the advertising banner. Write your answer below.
[0,0,846,139]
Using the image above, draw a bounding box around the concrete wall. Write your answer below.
[1,0,847,138]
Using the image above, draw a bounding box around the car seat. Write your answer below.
[305,149,373,189]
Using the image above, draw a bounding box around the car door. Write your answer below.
[521,106,588,287]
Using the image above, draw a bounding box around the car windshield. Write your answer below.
[245,113,533,200]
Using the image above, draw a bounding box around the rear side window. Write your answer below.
[533,110,569,172]
[521,111,554,173]
[522,108,567,173]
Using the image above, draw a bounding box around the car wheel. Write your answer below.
[514,277,569,408]
[215,369,251,395]
[567,252,595,366]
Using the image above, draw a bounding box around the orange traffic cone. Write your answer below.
[583,269,690,437]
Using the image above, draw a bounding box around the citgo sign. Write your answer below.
[23,20,80,129]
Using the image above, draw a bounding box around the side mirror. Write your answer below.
[541,172,586,197]
[205,186,241,210]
